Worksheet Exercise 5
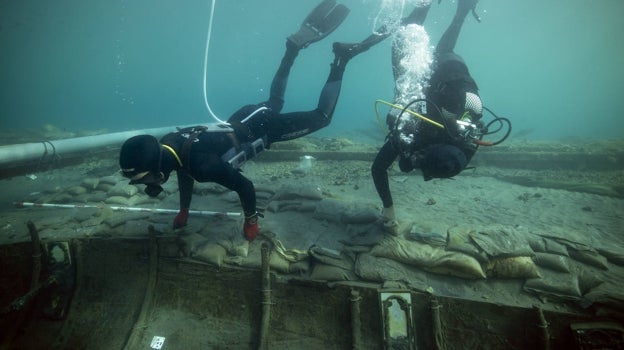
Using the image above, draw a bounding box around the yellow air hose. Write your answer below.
[374,99,445,134]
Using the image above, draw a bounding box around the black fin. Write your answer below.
[287,0,350,49]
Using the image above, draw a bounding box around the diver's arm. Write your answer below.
[177,170,194,210]
[173,170,194,229]
[372,141,399,209]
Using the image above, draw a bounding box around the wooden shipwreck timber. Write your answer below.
[1,225,622,349]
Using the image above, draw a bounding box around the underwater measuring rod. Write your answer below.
[14,202,241,218]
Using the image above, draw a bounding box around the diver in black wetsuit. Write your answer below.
[369,0,484,234]
[118,1,381,241]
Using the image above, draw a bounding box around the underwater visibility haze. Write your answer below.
[1,0,623,141]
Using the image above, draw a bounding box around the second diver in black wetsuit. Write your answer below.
[118,1,383,241]
[369,0,487,234]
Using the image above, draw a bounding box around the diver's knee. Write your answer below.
[316,110,332,128]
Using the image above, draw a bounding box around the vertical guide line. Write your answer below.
[202,0,228,124]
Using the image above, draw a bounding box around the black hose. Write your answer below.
[482,106,512,146]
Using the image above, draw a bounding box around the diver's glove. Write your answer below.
[173,208,189,229]
[243,212,262,241]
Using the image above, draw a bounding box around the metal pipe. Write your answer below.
[350,289,362,350]
[0,123,213,172]
[258,241,272,350]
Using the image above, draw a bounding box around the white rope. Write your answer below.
[202,0,229,125]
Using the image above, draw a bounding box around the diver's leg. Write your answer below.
[267,1,350,112]
[315,48,348,121]
[327,0,432,66]
[266,41,300,113]
[265,43,354,143]
[266,48,349,143]
[436,0,477,54]
[315,37,386,120]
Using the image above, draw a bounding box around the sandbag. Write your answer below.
[446,241,488,263]
[96,182,114,192]
[371,237,486,279]
[342,205,379,224]
[596,247,624,266]
[538,235,609,269]
[470,224,533,258]
[354,253,429,291]
[234,242,308,274]
[313,198,348,223]
[532,253,570,273]
[406,231,447,247]
[105,196,130,206]
[484,256,541,279]
[543,238,569,256]
[447,225,488,262]
[193,243,227,267]
[268,253,292,273]
[104,212,149,229]
[98,175,119,185]
[528,236,546,253]
[576,268,605,295]
[309,246,353,270]
[107,183,139,197]
[581,283,624,311]
[66,185,88,196]
[267,200,315,213]
[310,263,357,281]
[288,260,310,274]
[129,194,154,206]
[217,238,249,258]
[272,184,323,200]
[524,272,581,302]
[567,248,609,270]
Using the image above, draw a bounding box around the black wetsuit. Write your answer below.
[157,42,350,217]
[371,2,480,209]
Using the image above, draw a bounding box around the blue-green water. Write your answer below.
[1,0,623,141]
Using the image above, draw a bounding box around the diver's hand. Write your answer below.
[173,208,189,229]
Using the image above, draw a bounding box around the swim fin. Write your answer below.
[287,0,350,49]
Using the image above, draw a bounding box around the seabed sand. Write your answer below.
[0,137,623,314]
